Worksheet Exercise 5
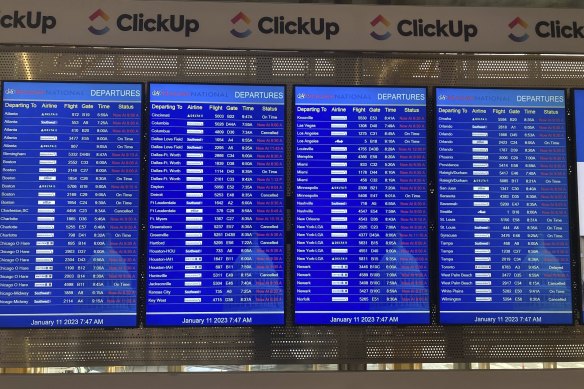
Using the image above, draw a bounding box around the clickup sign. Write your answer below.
[535,20,584,38]
[0,11,56,34]
[257,16,340,40]
[117,13,200,37]
[397,19,478,42]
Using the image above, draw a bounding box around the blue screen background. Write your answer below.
[436,88,572,325]
[0,82,141,328]
[294,86,430,325]
[146,84,285,326]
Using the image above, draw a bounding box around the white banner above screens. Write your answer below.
[1,0,584,53]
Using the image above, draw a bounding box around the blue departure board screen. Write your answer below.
[436,88,572,325]
[0,82,142,328]
[294,86,430,325]
[146,84,285,326]
[573,89,584,320]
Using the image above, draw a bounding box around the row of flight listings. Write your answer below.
[0,81,581,328]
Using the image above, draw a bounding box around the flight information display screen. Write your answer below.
[573,89,584,320]
[0,82,142,328]
[436,88,573,325]
[146,83,285,326]
[294,86,430,325]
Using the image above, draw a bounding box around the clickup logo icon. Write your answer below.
[88,9,110,35]
[231,11,252,38]
[508,16,529,42]
[370,14,391,40]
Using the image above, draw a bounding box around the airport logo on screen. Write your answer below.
[0,10,56,34]
[368,17,478,42]
[86,10,199,37]
[228,12,340,40]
